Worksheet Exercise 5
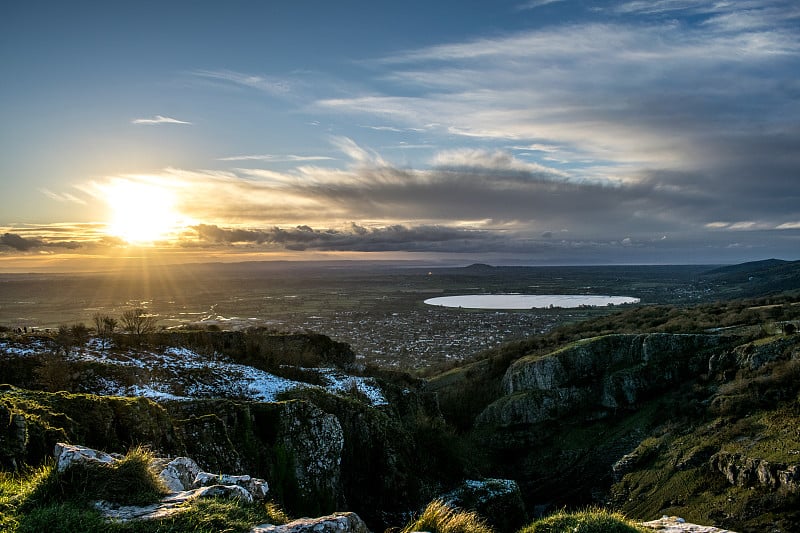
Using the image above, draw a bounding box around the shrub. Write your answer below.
[402,500,494,533]
[519,508,647,533]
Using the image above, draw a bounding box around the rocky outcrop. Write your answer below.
[51,442,271,522]
[0,402,28,470]
[441,478,527,533]
[250,512,370,533]
[710,451,800,493]
[157,456,201,492]
[273,400,344,507]
[479,334,728,427]
[639,516,737,532]
[54,442,271,503]
[708,336,800,373]
[55,442,121,472]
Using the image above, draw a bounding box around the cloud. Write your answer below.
[516,0,565,10]
[191,223,492,252]
[39,188,87,205]
[0,232,85,252]
[776,222,800,230]
[309,3,800,257]
[217,154,336,162]
[192,69,294,95]
[1,233,43,251]
[132,115,192,125]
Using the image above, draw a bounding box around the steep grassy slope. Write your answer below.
[430,294,800,532]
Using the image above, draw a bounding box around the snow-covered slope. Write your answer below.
[0,337,387,405]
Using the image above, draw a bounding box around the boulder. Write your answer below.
[194,471,269,500]
[54,442,120,473]
[158,456,201,492]
[640,515,737,532]
[251,512,370,533]
[441,478,527,533]
[195,483,254,503]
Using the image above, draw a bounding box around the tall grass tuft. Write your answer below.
[402,499,494,533]
[519,507,647,533]
[70,445,167,506]
[21,446,166,509]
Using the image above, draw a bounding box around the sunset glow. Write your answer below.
[1,1,798,267]
[104,180,185,244]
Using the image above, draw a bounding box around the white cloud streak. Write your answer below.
[131,115,192,125]
[218,154,336,162]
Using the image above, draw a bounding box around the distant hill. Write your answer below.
[700,258,800,296]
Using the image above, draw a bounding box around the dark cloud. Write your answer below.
[1,233,43,251]
[0,232,86,253]
[192,223,493,252]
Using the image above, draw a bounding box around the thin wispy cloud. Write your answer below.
[131,115,192,125]
[193,69,294,95]
[516,0,565,11]
[39,188,87,205]
[218,154,336,162]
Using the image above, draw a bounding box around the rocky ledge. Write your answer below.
[56,442,371,533]
[640,516,737,532]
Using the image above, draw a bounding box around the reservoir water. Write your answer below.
[423,294,640,310]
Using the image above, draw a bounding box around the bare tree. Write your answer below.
[69,323,90,352]
[54,324,74,356]
[120,308,158,345]
[93,313,118,350]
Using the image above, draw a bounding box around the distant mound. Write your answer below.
[463,263,496,271]
[700,258,800,296]
[702,258,790,277]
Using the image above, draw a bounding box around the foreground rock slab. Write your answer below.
[55,443,120,473]
[251,512,370,533]
[640,516,737,532]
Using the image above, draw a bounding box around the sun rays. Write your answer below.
[100,178,191,245]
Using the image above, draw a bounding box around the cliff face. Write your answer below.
[479,334,729,427]
[0,386,427,525]
[469,332,800,532]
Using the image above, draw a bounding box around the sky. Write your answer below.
[1,0,799,271]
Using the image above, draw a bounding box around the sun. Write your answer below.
[104,180,185,244]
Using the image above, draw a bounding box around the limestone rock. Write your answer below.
[251,512,370,533]
[640,515,737,532]
[710,451,800,493]
[158,456,201,492]
[0,404,27,469]
[480,334,727,427]
[93,491,197,522]
[612,450,643,482]
[276,400,344,504]
[194,471,269,500]
[441,478,527,533]
[195,483,254,503]
[54,442,120,473]
[729,336,800,371]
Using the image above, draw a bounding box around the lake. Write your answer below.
[423,294,640,309]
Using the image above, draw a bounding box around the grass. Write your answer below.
[0,447,292,533]
[519,508,648,533]
[402,500,494,533]
[12,498,291,533]
[20,446,167,509]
